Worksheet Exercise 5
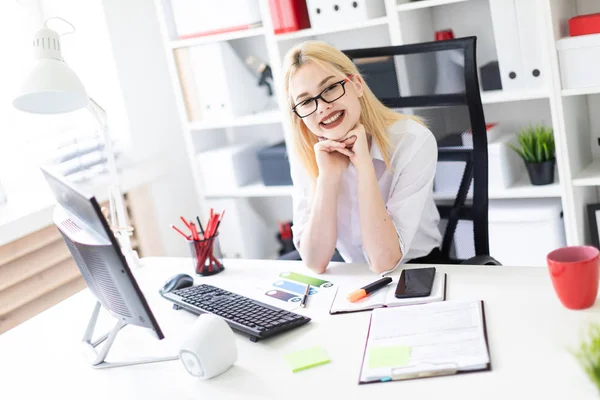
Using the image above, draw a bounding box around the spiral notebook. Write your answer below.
[359,299,491,384]
[329,272,446,314]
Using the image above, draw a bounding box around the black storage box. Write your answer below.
[480,61,502,91]
[257,141,293,186]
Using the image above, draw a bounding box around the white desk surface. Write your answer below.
[1,257,598,400]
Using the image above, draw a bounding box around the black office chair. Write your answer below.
[280,37,500,265]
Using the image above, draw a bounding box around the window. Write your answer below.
[0,0,130,206]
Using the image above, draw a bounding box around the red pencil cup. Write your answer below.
[188,234,224,276]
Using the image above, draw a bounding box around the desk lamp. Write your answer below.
[12,19,138,267]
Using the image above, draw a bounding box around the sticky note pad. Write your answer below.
[367,345,410,369]
[284,346,330,372]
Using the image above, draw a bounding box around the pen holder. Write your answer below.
[188,234,224,276]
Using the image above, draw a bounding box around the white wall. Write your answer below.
[100,0,199,256]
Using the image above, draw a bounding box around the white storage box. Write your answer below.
[188,42,271,120]
[197,142,264,192]
[556,33,600,90]
[170,0,262,39]
[488,133,523,189]
[488,199,566,266]
[306,0,385,30]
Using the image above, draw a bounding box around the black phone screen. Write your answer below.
[394,267,436,299]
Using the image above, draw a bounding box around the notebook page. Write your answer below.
[361,300,489,382]
[383,272,445,307]
[329,278,391,313]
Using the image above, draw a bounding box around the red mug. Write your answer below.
[546,246,599,310]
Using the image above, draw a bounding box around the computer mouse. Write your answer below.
[160,273,194,294]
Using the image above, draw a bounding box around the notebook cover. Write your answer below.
[357,299,492,384]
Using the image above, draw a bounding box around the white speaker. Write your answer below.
[179,314,237,379]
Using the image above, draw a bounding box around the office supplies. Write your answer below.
[300,284,309,308]
[265,289,302,304]
[284,346,330,373]
[569,13,600,36]
[279,271,334,288]
[347,277,392,303]
[160,273,194,294]
[306,0,385,30]
[171,224,191,240]
[269,0,311,35]
[273,280,317,296]
[358,300,491,383]
[40,167,177,368]
[330,272,446,314]
[161,283,311,342]
[179,314,237,379]
[394,267,436,299]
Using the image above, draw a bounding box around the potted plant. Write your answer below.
[574,323,600,393]
[508,124,556,185]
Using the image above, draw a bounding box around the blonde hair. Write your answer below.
[282,40,419,180]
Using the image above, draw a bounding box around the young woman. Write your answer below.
[283,40,442,275]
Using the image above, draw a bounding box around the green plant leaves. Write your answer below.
[574,323,600,392]
[508,124,555,163]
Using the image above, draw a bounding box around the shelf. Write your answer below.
[204,181,293,198]
[572,159,600,187]
[275,17,388,42]
[397,0,469,12]
[188,109,282,130]
[170,27,265,49]
[561,86,600,97]
[480,89,549,105]
[433,174,562,201]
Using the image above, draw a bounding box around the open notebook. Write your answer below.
[329,272,446,314]
[359,299,491,383]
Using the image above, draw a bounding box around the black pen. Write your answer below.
[300,284,310,308]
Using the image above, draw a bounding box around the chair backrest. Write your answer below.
[342,37,490,262]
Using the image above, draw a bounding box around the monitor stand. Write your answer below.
[82,302,179,369]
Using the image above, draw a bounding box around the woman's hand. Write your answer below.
[314,137,356,181]
[341,124,371,170]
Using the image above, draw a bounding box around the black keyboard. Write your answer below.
[161,284,310,342]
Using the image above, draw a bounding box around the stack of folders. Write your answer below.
[329,272,446,314]
[358,300,491,383]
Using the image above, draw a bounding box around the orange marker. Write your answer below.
[347,277,393,302]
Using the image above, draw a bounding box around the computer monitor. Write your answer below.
[41,166,176,368]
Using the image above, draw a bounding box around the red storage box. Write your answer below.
[569,13,600,36]
[269,0,310,34]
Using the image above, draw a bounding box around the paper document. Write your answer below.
[360,299,490,383]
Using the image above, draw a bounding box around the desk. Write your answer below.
[0,258,597,399]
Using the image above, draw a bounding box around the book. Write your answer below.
[329,272,446,314]
[359,299,491,384]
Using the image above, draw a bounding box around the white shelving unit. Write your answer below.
[154,0,600,259]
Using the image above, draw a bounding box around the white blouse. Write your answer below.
[289,118,442,269]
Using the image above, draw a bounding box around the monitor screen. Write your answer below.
[41,166,164,339]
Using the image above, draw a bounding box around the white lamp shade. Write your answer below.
[13,58,89,114]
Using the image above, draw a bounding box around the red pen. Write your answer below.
[171,224,190,240]
[190,222,199,241]
[180,216,191,230]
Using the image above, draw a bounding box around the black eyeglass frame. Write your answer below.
[292,75,354,118]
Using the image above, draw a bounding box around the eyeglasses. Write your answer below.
[292,76,353,118]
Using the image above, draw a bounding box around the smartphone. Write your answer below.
[394,267,436,299]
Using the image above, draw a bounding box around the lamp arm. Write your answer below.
[86,98,138,267]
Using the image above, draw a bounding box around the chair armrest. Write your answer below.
[461,255,502,265]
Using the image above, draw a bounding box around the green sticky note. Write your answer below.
[284,346,330,372]
[367,346,411,369]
